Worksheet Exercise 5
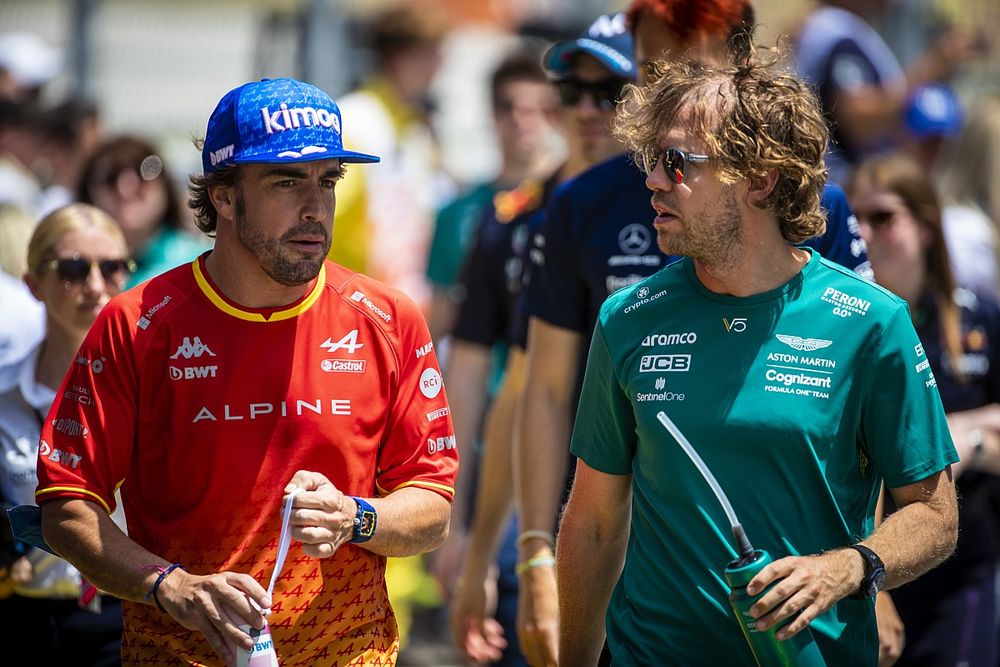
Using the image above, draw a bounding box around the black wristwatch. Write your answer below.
[849,544,885,599]
[349,496,377,544]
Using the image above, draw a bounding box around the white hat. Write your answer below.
[0,32,61,87]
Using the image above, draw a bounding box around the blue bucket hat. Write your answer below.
[905,83,963,139]
[543,13,635,80]
[201,77,379,174]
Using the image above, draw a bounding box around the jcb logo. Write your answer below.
[638,355,691,373]
[722,317,747,333]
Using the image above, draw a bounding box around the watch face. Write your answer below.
[871,568,886,595]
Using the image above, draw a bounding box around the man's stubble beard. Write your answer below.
[655,189,744,269]
[233,188,330,286]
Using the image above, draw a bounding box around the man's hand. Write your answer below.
[875,591,904,666]
[156,568,271,666]
[517,557,559,667]
[746,549,863,639]
[429,525,467,601]
[450,562,506,664]
[283,470,356,558]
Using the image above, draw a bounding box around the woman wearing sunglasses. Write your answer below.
[848,152,1000,667]
[0,203,130,665]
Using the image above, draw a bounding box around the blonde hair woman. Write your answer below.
[0,203,132,665]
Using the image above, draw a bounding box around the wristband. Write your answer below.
[515,555,556,577]
[145,562,184,612]
[516,529,555,548]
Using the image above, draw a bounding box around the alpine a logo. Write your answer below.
[775,334,833,352]
[260,103,341,136]
[170,336,216,359]
[321,330,364,354]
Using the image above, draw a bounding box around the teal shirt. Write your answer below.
[128,227,213,288]
[426,183,495,289]
[571,250,957,666]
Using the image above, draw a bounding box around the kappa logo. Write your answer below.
[775,334,833,352]
[321,330,364,354]
[722,317,747,333]
[170,337,216,360]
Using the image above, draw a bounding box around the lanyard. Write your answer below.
[267,488,303,600]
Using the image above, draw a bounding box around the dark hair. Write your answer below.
[78,135,182,230]
[490,50,548,108]
[40,97,99,146]
[615,44,829,243]
[187,141,237,237]
[370,4,449,59]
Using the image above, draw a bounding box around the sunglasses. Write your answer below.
[641,147,710,185]
[856,209,898,230]
[555,77,626,111]
[44,256,136,285]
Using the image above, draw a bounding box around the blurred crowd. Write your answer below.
[0,0,998,666]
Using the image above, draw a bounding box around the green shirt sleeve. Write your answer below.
[861,304,959,488]
[570,321,637,475]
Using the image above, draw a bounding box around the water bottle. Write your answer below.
[724,549,827,667]
[235,620,279,667]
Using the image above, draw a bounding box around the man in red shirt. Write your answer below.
[36,77,458,666]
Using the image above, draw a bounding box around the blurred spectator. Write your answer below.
[0,98,45,276]
[795,0,980,183]
[426,49,559,340]
[333,3,455,314]
[36,98,103,217]
[901,82,963,168]
[0,269,43,367]
[78,135,211,287]
[938,93,1000,301]
[0,203,129,666]
[0,32,61,102]
[847,152,1000,667]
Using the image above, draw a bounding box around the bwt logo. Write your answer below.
[427,435,457,455]
[261,103,341,135]
[639,354,691,373]
[169,365,218,380]
[39,440,82,470]
[209,144,234,167]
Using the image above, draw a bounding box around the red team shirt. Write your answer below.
[35,255,458,666]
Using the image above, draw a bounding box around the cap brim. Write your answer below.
[234,147,380,166]
[543,40,635,80]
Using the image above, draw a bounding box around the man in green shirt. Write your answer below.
[556,50,959,665]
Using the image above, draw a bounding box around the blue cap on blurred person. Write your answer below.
[202,77,380,175]
[543,13,635,80]
[905,83,963,139]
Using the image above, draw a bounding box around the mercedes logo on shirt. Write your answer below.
[618,224,652,255]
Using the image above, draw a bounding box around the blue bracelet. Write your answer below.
[145,562,184,612]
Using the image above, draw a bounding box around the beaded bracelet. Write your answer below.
[144,562,184,612]
[515,555,556,577]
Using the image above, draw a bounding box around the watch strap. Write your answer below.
[849,544,885,599]
[349,496,377,544]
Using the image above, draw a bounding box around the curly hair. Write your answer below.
[187,139,237,237]
[625,0,755,57]
[614,45,829,244]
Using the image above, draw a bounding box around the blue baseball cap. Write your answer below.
[543,13,636,81]
[905,83,963,139]
[201,77,379,175]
